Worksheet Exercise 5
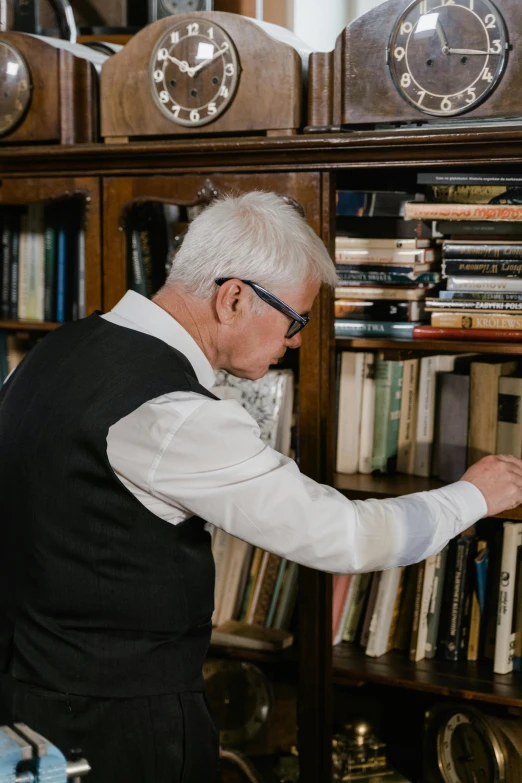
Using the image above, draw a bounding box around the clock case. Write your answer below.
[306,0,522,130]
[100,12,304,141]
[0,32,99,144]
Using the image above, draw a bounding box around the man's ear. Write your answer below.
[215,279,245,325]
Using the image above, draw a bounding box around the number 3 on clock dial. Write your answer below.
[149,19,240,127]
[388,0,509,116]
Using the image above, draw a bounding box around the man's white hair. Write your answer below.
[165,191,338,309]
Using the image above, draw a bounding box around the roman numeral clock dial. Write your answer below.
[388,0,509,116]
[149,19,240,126]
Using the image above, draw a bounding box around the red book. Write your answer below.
[413,326,522,341]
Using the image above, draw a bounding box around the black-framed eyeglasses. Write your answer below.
[215,278,310,339]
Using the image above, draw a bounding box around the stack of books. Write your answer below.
[334,235,438,339]
[333,518,522,676]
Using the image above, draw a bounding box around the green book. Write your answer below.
[372,357,403,473]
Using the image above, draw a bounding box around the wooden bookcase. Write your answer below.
[3,126,522,782]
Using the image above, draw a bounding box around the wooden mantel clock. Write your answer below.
[307,0,522,130]
[0,32,100,144]
[100,12,307,141]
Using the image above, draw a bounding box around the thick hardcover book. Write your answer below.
[413,326,522,341]
[335,286,433,302]
[336,351,366,474]
[426,298,522,312]
[335,300,425,322]
[435,373,470,483]
[438,532,475,662]
[447,276,522,292]
[337,269,440,286]
[442,242,522,260]
[494,522,522,674]
[443,260,522,277]
[432,312,522,330]
[428,185,506,204]
[468,359,518,466]
[405,202,522,222]
[334,321,421,339]
[397,357,419,475]
[335,248,435,265]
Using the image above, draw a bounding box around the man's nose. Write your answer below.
[286,332,302,349]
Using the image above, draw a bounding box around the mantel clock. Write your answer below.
[0,32,100,144]
[306,0,522,130]
[100,12,308,140]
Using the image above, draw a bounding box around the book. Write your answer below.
[428,185,507,204]
[393,564,417,652]
[425,545,448,659]
[397,357,419,475]
[413,325,522,341]
[211,620,293,651]
[442,242,522,260]
[414,354,459,478]
[332,574,354,643]
[252,552,282,626]
[336,215,432,239]
[336,351,366,474]
[335,236,432,249]
[443,260,522,277]
[436,220,522,236]
[418,171,522,186]
[341,573,372,643]
[371,357,403,474]
[358,354,376,475]
[467,540,487,662]
[0,214,10,320]
[335,249,435,265]
[447,276,522,292]
[410,555,437,663]
[432,312,522,330]
[405,202,522,221]
[426,298,522,312]
[439,290,522,301]
[366,567,404,658]
[438,532,475,662]
[435,373,470,483]
[336,269,440,286]
[468,359,518,465]
[359,572,381,649]
[272,560,298,631]
[494,522,522,674]
[334,299,425,322]
[334,321,422,339]
[335,286,432,301]
[496,377,522,458]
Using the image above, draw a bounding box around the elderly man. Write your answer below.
[1,191,521,783]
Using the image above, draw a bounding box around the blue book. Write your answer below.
[56,226,66,323]
[334,320,421,339]
[475,547,489,618]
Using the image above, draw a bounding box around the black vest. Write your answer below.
[0,313,218,697]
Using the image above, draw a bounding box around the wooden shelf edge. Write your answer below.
[335,337,522,355]
[332,646,522,708]
[0,320,61,331]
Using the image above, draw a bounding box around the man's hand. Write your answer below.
[461,454,522,516]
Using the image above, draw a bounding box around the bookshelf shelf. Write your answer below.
[209,644,298,666]
[333,645,522,708]
[336,338,522,356]
[0,320,61,331]
[334,472,522,520]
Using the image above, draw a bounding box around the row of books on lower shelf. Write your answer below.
[333,520,522,675]
[0,200,85,324]
[336,351,522,479]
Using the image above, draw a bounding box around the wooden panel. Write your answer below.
[0,177,101,316]
[100,13,302,139]
[333,646,522,708]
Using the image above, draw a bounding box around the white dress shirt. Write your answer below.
[103,291,487,575]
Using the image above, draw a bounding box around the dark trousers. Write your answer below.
[8,678,219,783]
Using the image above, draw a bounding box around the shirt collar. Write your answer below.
[107,291,216,390]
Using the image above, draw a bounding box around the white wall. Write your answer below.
[292,0,385,50]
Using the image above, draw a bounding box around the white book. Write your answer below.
[336,351,366,474]
[494,522,522,674]
[358,353,376,474]
[217,538,253,626]
[397,357,419,474]
[447,276,522,292]
[211,528,232,627]
[412,554,437,663]
[414,354,457,477]
[366,567,404,658]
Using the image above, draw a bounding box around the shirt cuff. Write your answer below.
[436,480,488,532]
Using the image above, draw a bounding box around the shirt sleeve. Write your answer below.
[108,393,487,574]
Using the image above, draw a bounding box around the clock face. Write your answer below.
[149,18,240,127]
[437,711,505,783]
[388,0,509,117]
[0,41,31,137]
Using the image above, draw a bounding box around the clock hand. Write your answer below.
[189,44,229,77]
[435,20,450,55]
[166,54,191,74]
[447,48,491,55]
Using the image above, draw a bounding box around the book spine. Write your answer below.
[342,573,371,643]
[335,300,424,321]
[77,227,86,320]
[43,218,56,322]
[443,243,522,260]
[425,546,448,659]
[335,286,428,301]
[496,377,522,457]
[409,561,425,661]
[432,312,522,330]
[272,560,298,630]
[371,357,393,473]
[413,326,522,341]
[405,202,522,221]
[0,215,10,320]
[443,259,522,277]
[128,230,147,297]
[56,227,66,323]
[336,237,429,250]
[397,358,419,475]
[266,557,287,628]
[385,360,403,474]
[17,214,29,321]
[335,249,434,264]
[427,299,522,312]
[440,291,522,301]
[336,270,440,285]
[358,354,376,474]
[447,276,522,292]
[334,321,418,339]
[437,219,522,236]
[413,356,441,478]
[494,523,522,674]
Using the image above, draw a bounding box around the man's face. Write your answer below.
[218,278,320,380]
